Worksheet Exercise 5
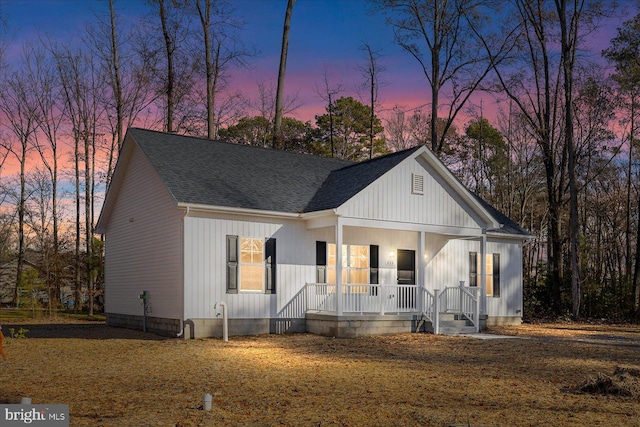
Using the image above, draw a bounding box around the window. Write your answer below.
[315,242,379,289]
[469,252,500,297]
[327,244,370,288]
[226,236,276,294]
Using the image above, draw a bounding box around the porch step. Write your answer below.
[439,313,468,322]
[437,313,476,335]
[438,325,477,335]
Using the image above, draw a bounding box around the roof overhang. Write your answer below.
[178,202,302,219]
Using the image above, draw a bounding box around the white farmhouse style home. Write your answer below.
[96,128,531,338]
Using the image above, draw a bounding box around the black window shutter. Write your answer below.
[493,253,500,297]
[226,235,238,294]
[316,241,327,283]
[265,238,276,294]
[369,245,379,295]
[469,252,478,287]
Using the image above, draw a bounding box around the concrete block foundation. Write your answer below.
[305,312,421,338]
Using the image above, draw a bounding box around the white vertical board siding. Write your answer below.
[184,215,318,320]
[104,146,183,319]
[424,237,523,317]
[485,240,523,318]
[424,238,472,292]
[183,220,422,319]
[338,156,482,229]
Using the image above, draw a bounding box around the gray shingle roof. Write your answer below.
[472,194,532,237]
[126,128,530,237]
[304,147,421,212]
[130,128,353,213]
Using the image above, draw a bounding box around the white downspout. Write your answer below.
[177,206,191,338]
[214,301,228,342]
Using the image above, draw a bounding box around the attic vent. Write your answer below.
[412,173,424,195]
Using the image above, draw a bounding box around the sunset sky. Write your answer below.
[1,0,636,133]
[2,0,470,123]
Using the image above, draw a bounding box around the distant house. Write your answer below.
[96,128,531,338]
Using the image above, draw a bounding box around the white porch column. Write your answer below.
[418,230,426,313]
[480,230,487,315]
[336,217,343,315]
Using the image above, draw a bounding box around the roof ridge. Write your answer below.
[129,127,353,166]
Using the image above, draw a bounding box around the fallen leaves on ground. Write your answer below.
[0,319,638,426]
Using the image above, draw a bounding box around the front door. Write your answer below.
[397,249,415,309]
[397,249,415,285]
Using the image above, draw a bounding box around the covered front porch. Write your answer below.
[297,204,496,337]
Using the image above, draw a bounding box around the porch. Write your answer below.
[304,282,483,337]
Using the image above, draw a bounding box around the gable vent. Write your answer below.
[412,173,424,195]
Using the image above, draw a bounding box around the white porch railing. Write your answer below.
[432,282,480,333]
[306,283,418,315]
[305,281,480,334]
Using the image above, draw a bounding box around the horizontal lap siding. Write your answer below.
[339,159,480,229]
[104,147,183,319]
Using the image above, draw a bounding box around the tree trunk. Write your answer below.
[158,0,175,133]
[274,0,295,149]
[109,0,124,150]
[197,0,216,140]
[75,131,82,312]
[556,0,581,318]
[14,142,27,306]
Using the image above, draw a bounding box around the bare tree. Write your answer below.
[54,44,104,314]
[24,43,65,308]
[315,68,344,158]
[385,106,412,151]
[357,43,385,159]
[87,0,157,186]
[143,0,197,133]
[0,53,38,305]
[194,0,252,140]
[602,12,640,316]
[373,0,506,155]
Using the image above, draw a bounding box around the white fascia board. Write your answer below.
[177,202,302,219]
[487,230,536,241]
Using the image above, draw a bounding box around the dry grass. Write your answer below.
[0,319,638,427]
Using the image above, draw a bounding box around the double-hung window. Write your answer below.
[226,236,276,294]
[469,252,501,297]
[316,242,379,291]
[327,244,370,288]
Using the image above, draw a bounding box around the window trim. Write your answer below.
[316,242,379,285]
[226,235,276,294]
[239,237,265,293]
[469,251,501,298]
[327,243,371,286]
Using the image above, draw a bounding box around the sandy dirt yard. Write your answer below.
[0,319,638,426]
